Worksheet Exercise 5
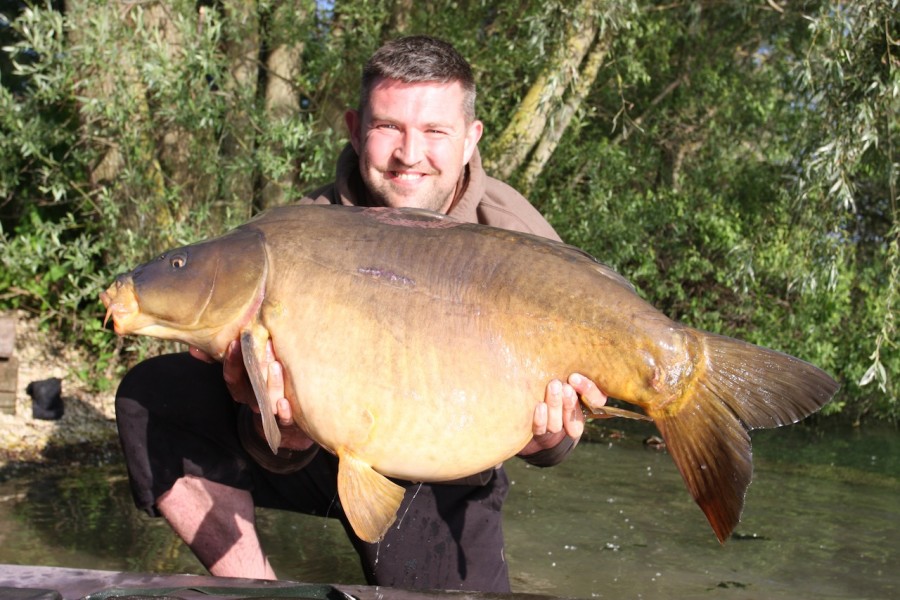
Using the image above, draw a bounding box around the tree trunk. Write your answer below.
[519,34,609,195]
[487,2,601,182]
[68,0,188,247]
[258,1,309,210]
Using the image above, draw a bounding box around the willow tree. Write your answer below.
[65,0,321,239]
[523,0,898,420]
[487,1,616,186]
[792,0,899,416]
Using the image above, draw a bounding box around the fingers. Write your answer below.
[222,341,244,385]
[541,379,585,430]
[568,372,613,420]
[268,361,315,451]
[222,340,290,421]
[532,401,549,436]
[224,340,311,452]
[535,379,561,436]
[265,337,276,363]
[559,376,585,439]
[568,372,608,412]
[267,360,293,427]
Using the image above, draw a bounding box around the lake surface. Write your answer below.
[0,420,897,599]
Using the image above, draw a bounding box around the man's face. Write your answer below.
[346,78,483,213]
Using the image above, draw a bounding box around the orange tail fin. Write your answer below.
[649,331,838,543]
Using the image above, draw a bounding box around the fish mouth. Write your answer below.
[100,277,141,335]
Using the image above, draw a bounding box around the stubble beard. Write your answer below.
[371,185,450,212]
[365,165,455,213]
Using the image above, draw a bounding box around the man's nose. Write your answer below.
[394,130,424,165]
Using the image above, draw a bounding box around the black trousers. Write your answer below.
[114,353,511,592]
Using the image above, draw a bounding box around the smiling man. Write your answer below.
[114,35,607,593]
[348,77,482,212]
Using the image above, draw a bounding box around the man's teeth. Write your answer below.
[393,172,423,180]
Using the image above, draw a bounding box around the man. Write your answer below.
[115,35,607,593]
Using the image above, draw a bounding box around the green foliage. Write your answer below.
[531,0,897,421]
[0,0,345,377]
[0,208,120,380]
[791,0,899,417]
[0,0,896,421]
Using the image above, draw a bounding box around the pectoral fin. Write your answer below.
[337,449,406,543]
[240,326,281,453]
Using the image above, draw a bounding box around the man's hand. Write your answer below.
[190,342,315,451]
[518,373,607,457]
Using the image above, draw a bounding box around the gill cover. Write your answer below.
[130,228,267,333]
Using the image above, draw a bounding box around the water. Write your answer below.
[502,422,899,599]
[0,421,897,599]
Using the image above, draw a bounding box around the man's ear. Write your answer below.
[345,109,362,153]
[463,119,484,164]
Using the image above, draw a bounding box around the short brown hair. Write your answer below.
[360,35,477,123]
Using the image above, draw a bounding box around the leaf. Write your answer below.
[859,363,878,387]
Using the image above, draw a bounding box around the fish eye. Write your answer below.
[170,254,187,269]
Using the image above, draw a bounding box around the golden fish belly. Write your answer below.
[267,296,540,481]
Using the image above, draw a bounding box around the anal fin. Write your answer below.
[337,449,406,543]
[586,404,652,422]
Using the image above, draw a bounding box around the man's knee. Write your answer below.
[114,353,246,514]
[115,352,225,419]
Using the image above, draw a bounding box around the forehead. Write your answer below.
[365,78,468,124]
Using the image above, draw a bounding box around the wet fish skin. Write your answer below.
[101,204,838,544]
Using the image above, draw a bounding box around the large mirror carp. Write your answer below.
[101,205,838,544]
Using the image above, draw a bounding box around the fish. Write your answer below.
[100,204,838,544]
